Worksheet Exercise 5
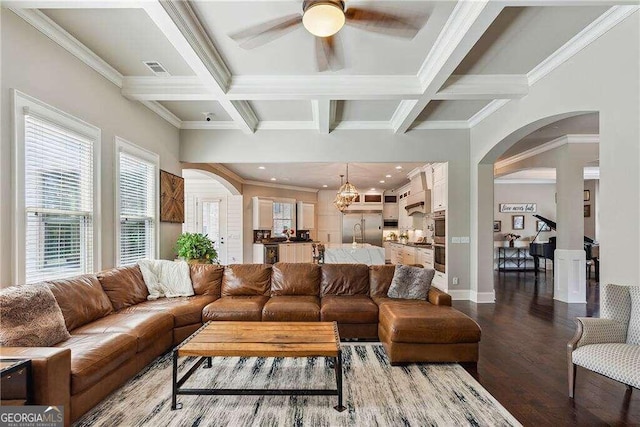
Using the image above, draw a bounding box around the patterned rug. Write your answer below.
[76,344,520,426]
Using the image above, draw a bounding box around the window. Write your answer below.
[273,201,295,236]
[13,91,100,284]
[116,139,159,266]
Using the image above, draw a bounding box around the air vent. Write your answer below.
[143,61,170,77]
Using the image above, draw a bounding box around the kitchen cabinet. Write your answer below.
[432,163,447,212]
[416,248,434,269]
[383,200,398,220]
[432,271,447,291]
[383,242,392,261]
[389,243,402,265]
[252,197,273,230]
[401,247,416,265]
[279,243,313,263]
[296,202,315,230]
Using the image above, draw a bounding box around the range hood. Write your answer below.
[405,171,431,216]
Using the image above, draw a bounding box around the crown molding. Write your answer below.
[434,74,529,100]
[528,5,639,86]
[121,76,213,101]
[243,180,319,193]
[412,120,470,130]
[495,134,599,170]
[141,101,182,128]
[181,121,237,130]
[467,99,510,128]
[10,8,123,87]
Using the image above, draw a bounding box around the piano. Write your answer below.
[529,214,599,280]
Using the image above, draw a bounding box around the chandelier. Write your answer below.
[333,165,359,212]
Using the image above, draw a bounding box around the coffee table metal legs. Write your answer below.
[171,351,347,412]
[333,350,346,412]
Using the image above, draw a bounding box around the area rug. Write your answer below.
[75,344,521,426]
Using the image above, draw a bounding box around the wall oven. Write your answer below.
[433,212,446,245]
[434,244,446,273]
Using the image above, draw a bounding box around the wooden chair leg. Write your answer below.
[569,363,577,398]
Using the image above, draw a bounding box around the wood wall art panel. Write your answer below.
[160,170,184,223]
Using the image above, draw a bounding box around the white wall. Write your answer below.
[470,11,640,296]
[1,10,182,286]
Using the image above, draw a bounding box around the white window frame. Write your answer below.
[114,137,160,266]
[12,89,101,285]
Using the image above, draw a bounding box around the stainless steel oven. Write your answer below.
[434,244,446,273]
[433,212,446,245]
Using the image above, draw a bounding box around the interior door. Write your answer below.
[196,197,228,264]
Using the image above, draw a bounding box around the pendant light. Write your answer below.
[337,164,359,205]
[333,175,349,212]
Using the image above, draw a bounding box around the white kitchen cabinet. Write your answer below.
[296,202,315,230]
[390,243,402,265]
[382,202,398,220]
[416,248,434,269]
[295,243,313,263]
[432,271,447,291]
[253,244,265,263]
[432,164,447,212]
[383,242,392,261]
[252,197,273,230]
[402,247,416,265]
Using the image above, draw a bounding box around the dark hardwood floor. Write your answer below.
[454,271,639,427]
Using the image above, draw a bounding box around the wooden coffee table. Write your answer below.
[171,321,345,412]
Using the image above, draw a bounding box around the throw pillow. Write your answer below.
[627,286,640,345]
[387,264,435,300]
[138,260,194,300]
[0,284,70,347]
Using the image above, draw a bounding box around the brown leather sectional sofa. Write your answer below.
[0,262,480,425]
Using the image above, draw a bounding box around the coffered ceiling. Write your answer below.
[6,1,636,137]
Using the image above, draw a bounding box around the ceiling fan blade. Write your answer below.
[345,7,425,39]
[315,35,344,72]
[229,14,303,49]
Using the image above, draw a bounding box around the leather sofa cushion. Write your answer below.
[125,296,216,327]
[190,264,224,297]
[271,263,321,296]
[379,301,481,344]
[369,265,396,297]
[202,296,269,321]
[46,275,114,331]
[221,264,272,297]
[320,264,370,296]
[55,333,137,394]
[262,296,320,322]
[321,295,378,324]
[71,311,173,352]
[97,266,149,311]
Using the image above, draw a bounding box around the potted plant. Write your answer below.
[175,233,218,264]
[505,233,521,248]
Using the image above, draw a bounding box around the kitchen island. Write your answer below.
[323,243,385,265]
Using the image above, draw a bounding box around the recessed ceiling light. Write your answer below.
[258,166,265,170]
[379,180,385,183]
[385,174,392,178]
[322,184,328,188]
[395,166,402,170]
[370,188,376,191]
[270,177,277,181]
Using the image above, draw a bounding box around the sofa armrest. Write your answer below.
[568,317,627,352]
[0,347,71,426]
[428,287,452,306]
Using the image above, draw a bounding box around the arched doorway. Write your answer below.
[182,168,243,264]
[473,111,598,303]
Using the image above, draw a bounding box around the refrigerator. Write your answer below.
[342,212,383,247]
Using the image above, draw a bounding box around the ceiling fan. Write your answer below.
[229,0,426,72]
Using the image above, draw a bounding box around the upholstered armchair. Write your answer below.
[568,284,639,397]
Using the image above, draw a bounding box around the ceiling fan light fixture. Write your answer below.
[303,1,345,37]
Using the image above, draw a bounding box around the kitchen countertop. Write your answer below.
[384,241,434,249]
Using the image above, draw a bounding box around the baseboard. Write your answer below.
[471,291,496,303]
[448,290,471,300]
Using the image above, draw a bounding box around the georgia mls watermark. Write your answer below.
[0,406,63,427]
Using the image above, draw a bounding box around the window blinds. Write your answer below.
[24,114,94,283]
[119,151,156,266]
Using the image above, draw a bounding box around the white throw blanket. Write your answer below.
[137,260,194,300]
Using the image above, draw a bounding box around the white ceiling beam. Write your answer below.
[120,76,422,101]
[498,0,639,6]
[391,1,504,134]
[434,74,529,100]
[313,99,334,134]
[2,1,139,8]
[141,1,257,133]
[228,76,422,100]
[140,101,182,128]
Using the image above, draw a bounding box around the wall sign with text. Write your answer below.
[499,203,537,213]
